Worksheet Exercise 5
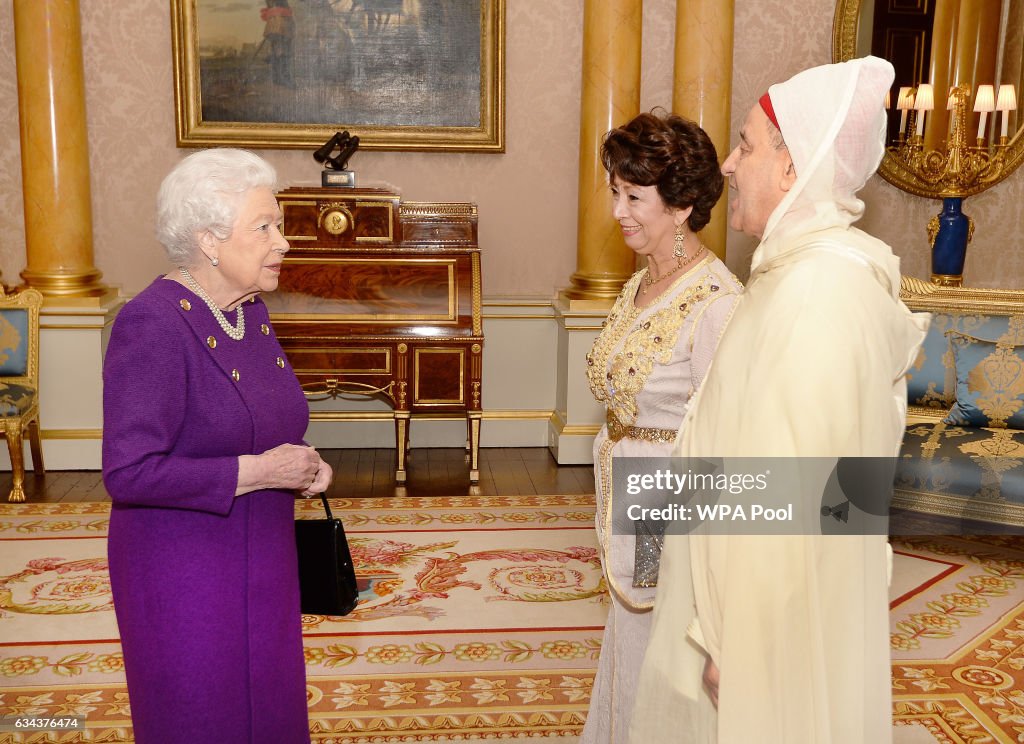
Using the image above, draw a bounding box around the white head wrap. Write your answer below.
[749,56,897,290]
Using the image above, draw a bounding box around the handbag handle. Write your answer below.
[314,493,334,520]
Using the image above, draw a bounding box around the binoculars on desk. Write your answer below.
[313,131,359,188]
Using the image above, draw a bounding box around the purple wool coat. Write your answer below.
[103,277,311,744]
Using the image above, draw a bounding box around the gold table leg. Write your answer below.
[394,413,410,484]
[468,412,482,484]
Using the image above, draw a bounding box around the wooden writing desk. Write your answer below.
[266,186,483,483]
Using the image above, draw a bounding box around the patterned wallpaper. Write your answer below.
[0,0,1019,296]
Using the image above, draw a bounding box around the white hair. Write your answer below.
[156,148,277,265]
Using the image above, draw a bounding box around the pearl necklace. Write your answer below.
[178,267,245,341]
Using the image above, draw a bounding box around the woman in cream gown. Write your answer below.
[581,111,741,744]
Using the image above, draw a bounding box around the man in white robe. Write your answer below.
[628,57,930,743]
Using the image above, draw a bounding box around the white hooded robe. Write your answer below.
[628,56,930,744]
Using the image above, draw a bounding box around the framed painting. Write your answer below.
[171,0,504,151]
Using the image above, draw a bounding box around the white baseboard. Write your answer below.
[0,433,102,472]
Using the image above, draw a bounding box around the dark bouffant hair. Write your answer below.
[600,111,723,232]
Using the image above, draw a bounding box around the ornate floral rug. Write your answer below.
[0,496,606,742]
[1,500,1021,743]
[890,535,1024,744]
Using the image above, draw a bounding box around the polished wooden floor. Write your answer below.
[3,452,1019,534]
[0,448,596,503]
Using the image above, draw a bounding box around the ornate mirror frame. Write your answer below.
[832,0,1024,198]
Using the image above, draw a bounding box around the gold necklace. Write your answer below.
[642,244,705,294]
[178,267,245,341]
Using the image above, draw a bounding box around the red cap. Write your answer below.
[759,92,779,130]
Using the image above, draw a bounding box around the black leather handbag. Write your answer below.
[295,493,359,616]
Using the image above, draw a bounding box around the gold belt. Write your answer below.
[606,412,677,444]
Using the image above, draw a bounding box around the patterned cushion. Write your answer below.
[0,308,28,376]
[943,332,1024,429]
[897,421,1024,505]
[906,312,1024,409]
[0,382,35,416]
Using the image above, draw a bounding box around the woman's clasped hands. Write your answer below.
[237,443,333,497]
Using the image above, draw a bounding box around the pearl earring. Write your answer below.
[211,256,219,267]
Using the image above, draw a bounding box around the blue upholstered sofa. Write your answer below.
[895,276,1024,527]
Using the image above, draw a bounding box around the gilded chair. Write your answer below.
[0,288,44,502]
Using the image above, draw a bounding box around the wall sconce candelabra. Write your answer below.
[886,82,1017,286]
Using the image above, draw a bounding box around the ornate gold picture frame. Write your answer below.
[171,0,505,152]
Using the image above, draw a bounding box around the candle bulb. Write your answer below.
[974,84,995,141]
[996,84,1017,139]
[914,84,934,137]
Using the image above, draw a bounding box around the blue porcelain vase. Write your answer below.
[929,197,973,286]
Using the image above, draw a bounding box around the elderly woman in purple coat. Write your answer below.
[102,148,331,744]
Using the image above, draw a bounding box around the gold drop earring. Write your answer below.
[672,225,686,259]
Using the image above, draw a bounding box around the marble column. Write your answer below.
[562,0,643,302]
[925,0,961,151]
[551,0,643,463]
[5,0,119,473]
[1003,0,1023,138]
[14,0,106,297]
[954,0,1000,142]
[672,0,735,262]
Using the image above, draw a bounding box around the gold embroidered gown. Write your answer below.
[581,254,740,744]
